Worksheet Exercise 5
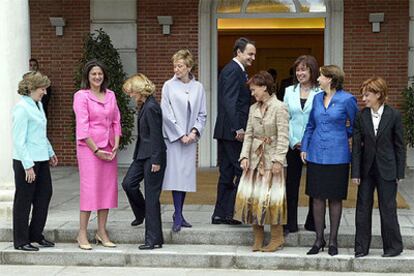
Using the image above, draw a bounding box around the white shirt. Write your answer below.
[232,57,247,134]
[371,104,384,136]
[232,57,245,72]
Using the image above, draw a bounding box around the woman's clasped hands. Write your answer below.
[180,132,197,145]
[95,145,119,161]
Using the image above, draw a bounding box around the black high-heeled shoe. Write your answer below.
[306,240,326,255]
[328,245,338,256]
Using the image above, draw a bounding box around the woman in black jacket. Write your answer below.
[352,76,405,258]
[121,73,167,250]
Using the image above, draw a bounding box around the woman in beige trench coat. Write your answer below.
[234,71,289,252]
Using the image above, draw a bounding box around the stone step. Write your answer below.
[1,224,413,250]
[0,242,413,273]
[0,190,14,201]
[0,202,12,221]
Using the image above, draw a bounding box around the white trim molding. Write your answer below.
[0,0,31,220]
[198,0,213,167]
[324,0,344,67]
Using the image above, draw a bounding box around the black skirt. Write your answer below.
[305,162,350,200]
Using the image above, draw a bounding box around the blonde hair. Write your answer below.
[122,73,155,97]
[172,49,195,69]
[18,71,50,96]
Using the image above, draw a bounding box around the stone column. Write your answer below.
[0,0,31,220]
[325,0,344,68]
[198,0,213,167]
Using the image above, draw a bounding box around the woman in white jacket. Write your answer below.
[161,49,207,232]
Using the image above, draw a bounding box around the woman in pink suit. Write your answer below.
[73,59,121,250]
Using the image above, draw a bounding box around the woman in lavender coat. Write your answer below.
[161,49,207,232]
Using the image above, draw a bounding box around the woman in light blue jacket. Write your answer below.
[283,55,321,235]
[12,71,58,251]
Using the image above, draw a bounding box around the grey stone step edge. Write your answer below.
[1,224,413,249]
[0,243,413,273]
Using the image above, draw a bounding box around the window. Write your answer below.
[216,0,326,14]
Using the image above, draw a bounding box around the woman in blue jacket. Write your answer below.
[12,71,58,251]
[301,65,358,256]
[283,55,321,234]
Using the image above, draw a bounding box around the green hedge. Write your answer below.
[402,86,414,147]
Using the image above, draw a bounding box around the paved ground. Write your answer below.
[1,265,413,276]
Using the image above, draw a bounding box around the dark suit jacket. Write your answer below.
[213,60,251,141]
[277,76,293,101]
[351,105,405,181]
[133,96,166,164]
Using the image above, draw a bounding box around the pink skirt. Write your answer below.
[77,145,118,211]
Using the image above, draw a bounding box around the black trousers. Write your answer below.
[12,160,53,247]
[285,148,314,231]
[355,163,403,255]
[122,157,165,245]
[213,139,242,219]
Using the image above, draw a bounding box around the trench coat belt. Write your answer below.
[253,135,276,175]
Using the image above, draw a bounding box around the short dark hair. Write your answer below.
[29,58,38,64]
[293,55,319,87]
[81,59,109,92]
[232,37,255,57]
[246,71,276,95]
[319,65,344,90]
[267,68,277,79]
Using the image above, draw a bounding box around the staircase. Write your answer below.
[0,221,413,273]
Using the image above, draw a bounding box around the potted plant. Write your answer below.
[402,86,414,169]
[74,29,135,149]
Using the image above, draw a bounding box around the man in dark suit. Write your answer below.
[277,67,293,101]
[212,37,256,224]
[121,74,166,250]
[30,58,52,119]
[352,77,405,258]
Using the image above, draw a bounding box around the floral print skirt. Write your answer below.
[234,168,287,225]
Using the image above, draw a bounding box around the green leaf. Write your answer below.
[402,86,414,147]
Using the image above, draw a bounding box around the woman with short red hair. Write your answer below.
[352,76,405,258]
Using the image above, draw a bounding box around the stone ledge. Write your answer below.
[0,190,14,201]
[0,224,413,250]
[0,243,413,273]
[0,202,13,221]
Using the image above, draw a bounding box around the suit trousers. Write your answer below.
[285,148,314,231]
[12,160,53,248]
[355,163,403,255]
[213,139,242,219]
[122,157,165,245]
